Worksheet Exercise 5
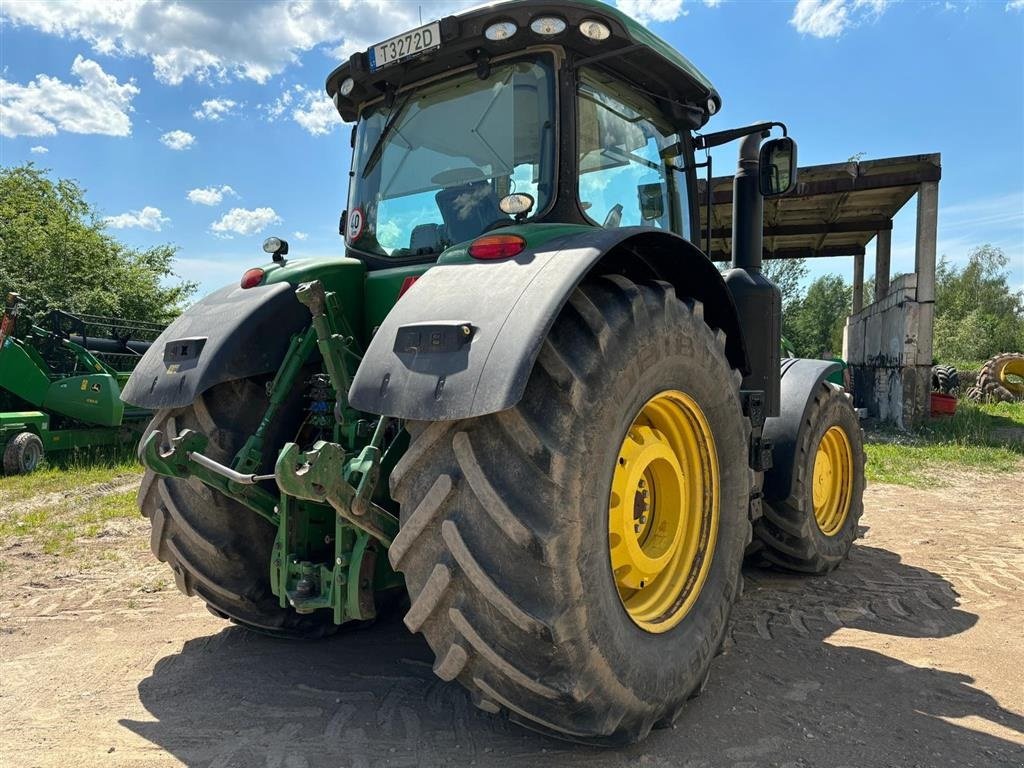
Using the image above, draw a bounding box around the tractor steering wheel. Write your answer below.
[603,204,624,229]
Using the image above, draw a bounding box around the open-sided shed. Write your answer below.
[699,153,942,427]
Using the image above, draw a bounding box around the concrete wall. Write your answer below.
[843,273,931,429]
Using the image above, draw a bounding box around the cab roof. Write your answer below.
[326,0,720,126]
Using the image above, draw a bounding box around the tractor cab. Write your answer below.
[327,0,720,267]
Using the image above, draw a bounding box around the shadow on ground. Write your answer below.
[121,544,1024,767]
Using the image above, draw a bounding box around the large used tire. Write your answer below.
[754,382,865,574]
[3,431,44,475]
[930,364,959,395]
[973,353,1024,403]
[137,377,335,637]
[389,277,750,745]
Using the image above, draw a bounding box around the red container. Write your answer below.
[930,392,957,417]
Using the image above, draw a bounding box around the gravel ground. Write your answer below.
[1,471,1022,767]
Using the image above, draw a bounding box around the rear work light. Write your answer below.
[240,267,265,289]
[468,234,527,260]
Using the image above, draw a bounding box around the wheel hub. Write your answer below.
[608,391,719,633]
[811,425,854,536]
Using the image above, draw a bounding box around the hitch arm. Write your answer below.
[275,440,398,546]
[139,428,280,526]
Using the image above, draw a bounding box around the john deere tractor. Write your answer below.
[124,0,865,744]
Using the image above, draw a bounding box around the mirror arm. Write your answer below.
[694,121,787,151]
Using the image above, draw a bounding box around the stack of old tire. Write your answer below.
[931,364,960,395]
[966,352,1024,403]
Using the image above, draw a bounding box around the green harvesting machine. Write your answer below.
[0,292,163,474]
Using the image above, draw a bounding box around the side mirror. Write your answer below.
[638,183,665,221]
[759,137,798,197]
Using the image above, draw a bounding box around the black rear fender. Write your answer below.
[348,227,747,421]
[121,283,310,410]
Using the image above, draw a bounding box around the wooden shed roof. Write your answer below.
[698,153,941,262]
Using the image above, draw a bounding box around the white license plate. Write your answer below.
[369,22,441,72]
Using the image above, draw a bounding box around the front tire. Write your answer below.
[753,382,865,574]
[389,277,750,744]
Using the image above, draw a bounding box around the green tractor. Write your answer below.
[124,0,865,744]
[1,293,161,474]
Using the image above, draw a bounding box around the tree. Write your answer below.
[784,274,851,358]
[0,164,195,324]
[763,257,809,314]
[933,245,1024,362]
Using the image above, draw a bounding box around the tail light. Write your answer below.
[240,268,265,289]
[468,234,526,260]
[398,275,419,298]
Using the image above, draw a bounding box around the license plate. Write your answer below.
[369,21,441,72]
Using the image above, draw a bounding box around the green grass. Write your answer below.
[0,457,141,505]
[0,488,140,555]
[0,452,142,557]
[865,400,1024,487]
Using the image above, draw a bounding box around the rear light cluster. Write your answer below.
[468,234,526,260]
[240,268,265,289]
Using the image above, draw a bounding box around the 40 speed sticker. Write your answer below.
[347,207,365,242]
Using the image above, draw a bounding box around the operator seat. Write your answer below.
[409,223,446,255]
[435,181,503,244]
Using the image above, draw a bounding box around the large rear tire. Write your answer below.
[389,277,750,744]
[137,377,336,637]
[753,382,865,574]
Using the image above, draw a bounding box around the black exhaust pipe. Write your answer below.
[723,131,782,417]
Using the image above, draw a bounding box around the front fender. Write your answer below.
[348,227,742,421]
[761,358,842,503]
[121,282,310,410]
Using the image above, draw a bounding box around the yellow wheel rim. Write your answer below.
[811,426,854,536]
[998,358,1024,396]
[608,390,719,634]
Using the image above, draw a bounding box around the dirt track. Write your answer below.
[2,472,1023,767]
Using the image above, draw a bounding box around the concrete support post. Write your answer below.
[852,251,865,314]
[874,228,892,302]
[915,181,939,366]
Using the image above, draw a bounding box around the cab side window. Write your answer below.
[577,68,691,240]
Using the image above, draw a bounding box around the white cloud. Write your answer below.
[264,89,293,121]
[1,1,475,86]
[263,84,341,135]
[790,0,890,38]
[104,206,169,232]
[193,98,237,121]
[29,145,48,154]
[616,0,685,23]
[1008,0,1024,10]
[292,85,341,136]
[293,231,308,241]
[160,129,195,150]
[186,185,236,206]
[210,207,281,238]
[0,55,138,138]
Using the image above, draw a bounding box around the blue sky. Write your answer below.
[2,0,1022,298]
